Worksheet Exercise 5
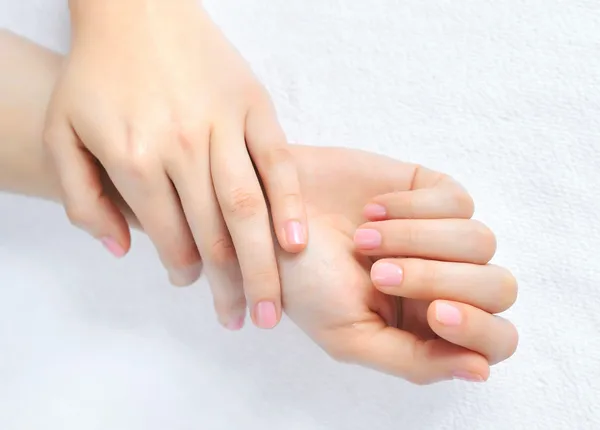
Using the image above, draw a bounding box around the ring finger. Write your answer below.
[104,145,202,286]
[371,258,517,314]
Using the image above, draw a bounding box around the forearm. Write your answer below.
[0,31,62,202]
[68,0,206,41]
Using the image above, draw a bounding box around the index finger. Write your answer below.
[363,167,474,220]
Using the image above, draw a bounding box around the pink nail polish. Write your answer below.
[226,316,245,331]
[435,302,462,326]
[364,203,387,219]
[452,371,484,382]
[372,262,403,286]
[353,229,382,249]
[100,237,126,258]
[255,301,277,329]
[285,220,305,246]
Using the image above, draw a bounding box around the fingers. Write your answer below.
[211,121,282,329]
[363,169,474,221]
[354,219,497,264]
[102,133,202,287]
[43,121,131,257]
[346,325,490,385]
[427,300,519,365]
[245,99,308,252]
[371,259,518,314]
[165,129,247,330]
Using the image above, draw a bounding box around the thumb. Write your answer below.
[44,120,131,257]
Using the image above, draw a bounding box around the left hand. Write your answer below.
[277,148,518,384]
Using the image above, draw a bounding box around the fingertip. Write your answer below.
[98,195,131,258]
[279,219,307,253]
[427,300,464,331]
[370,260,404,290]
[252,300,280,329]
[168,261,203,287]
[363,203,388,221]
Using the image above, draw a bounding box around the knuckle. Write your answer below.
[327,344,354,364]
[505,326,519,359]
[419,261,440,296]
[402,192,419,218]
[500,268,519,310]
[209,236,238,267]
[113,128,156,179]
[169,248,202,273]
[493,320,519,363]
[451,188,475,218]
[405,223,422,250]
[174,128,205,156]
[471,220,497,262]
[262,147,294,170]
[279,191,303,211]
[64,203,94,230]
[405,373,432,386]
[244,82,270,103]
[112,149,153,181]
[244,269,280,294]
[223,187,265,220]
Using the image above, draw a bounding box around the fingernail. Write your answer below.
[372,262,403,286]
[225,316,245,331]
[452,371,484,382]
[435,302,462,326]
[364,203,387,219]
[354,229,382,249]
[169,262,203,287]
[100,237,126,258]
[285,220,305,246]
[254,301,278,329]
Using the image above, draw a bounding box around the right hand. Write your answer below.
[43,1,308,330]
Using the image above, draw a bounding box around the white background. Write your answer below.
[1,1,599,429]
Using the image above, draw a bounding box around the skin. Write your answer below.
[45,0,310,330]
[0,31,518,384]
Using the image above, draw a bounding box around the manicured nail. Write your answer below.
[225,316,245,331]
[372,262,403,286]
[354,229,382,249]
[452,371,484,382]
[169,262,203,287]
[254,301,277,329]
[435,302,462,326]
[100,237,126,258]
[285,220,305,246]
[364,203,387,219]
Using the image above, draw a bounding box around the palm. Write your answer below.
[280,146,437,354]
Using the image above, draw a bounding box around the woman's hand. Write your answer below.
[278,158,518,384]
[356,178,518,381]
[43,1,307,329]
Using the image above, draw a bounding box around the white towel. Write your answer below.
[0,1,598,429]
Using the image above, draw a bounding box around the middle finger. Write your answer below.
[210,122,282,330]
[354,219,497,264]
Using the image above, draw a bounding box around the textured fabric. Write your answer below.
[1,1,598,429]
